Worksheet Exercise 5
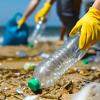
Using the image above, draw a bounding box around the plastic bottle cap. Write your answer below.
[82,59,89,64]
[28,78,41,92]
[28,42,34,48]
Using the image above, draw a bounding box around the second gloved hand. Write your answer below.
[35,2,51,23]
[17,17,27,28]
[69,7,100,50]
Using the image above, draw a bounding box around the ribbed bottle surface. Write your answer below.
[33,34,87,88]
[28,18,43,44]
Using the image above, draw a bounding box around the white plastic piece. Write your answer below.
[16,50,27,58]
[24,95,39,100]
[16,87,24,95]
[72,82,100,100]
[40,52,50,59]
[23,62,36,71]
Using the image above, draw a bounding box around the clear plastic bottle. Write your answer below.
[28,18,44,47]
[28,33,87,92]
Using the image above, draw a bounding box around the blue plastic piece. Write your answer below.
[2,13,29,45]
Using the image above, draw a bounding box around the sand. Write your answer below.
[0,41,100,100]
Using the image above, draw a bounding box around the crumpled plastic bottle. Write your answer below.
[28,33,87,92]
[28,18,44,47]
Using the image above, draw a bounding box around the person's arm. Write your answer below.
[23,0,55,19]
[69,0,100,50]
[23,0,40,19]
[35,0,56,23]
[18,0,55,28]
[46,0,55,4]
[93,0,100,10]
[18,0,40,28]
[23,0,55,18]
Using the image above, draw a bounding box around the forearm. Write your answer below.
[93,0,100,10]
[23,0,40,19]
[46,0,56,5]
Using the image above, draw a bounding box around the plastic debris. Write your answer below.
[28,34,87,92]
[16,87,25,97]
[16,87,39,100]
[23,95,39,100]
[91,66,100,71]
[23,62,36,71]
[82,54,100,65]
[72,82,100,100]
[16,50,27,58]
[39,52,50,59]
[82,56,95,64]
[28,42,34,48]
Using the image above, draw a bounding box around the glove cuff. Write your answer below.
[21,17,27,22]
[89,7,100,20]
[44,2,52,9]
[43,2,52,15]
[18,17,27,28]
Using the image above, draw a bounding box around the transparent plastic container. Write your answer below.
[28,33,87,92]
[28,18,44,47]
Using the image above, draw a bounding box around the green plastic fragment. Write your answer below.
[82,59,89,64]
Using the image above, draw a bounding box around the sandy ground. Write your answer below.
[0,41,100,100]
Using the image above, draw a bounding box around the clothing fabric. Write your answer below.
[82,0,94,3]
[56,0,81,33]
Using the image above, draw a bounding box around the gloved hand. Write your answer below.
[69,7,100,50]
[17,17,27,28]
[35,2,51,23]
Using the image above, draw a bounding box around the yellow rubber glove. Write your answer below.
[17,17,27,28]
[69,7,100,50]
[35,2,51,23]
